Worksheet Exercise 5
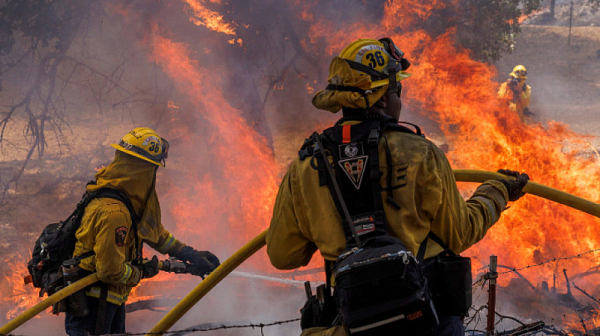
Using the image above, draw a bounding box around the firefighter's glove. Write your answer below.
[141,256,160,279]
[497,169,530,201]
[175,246,220,277]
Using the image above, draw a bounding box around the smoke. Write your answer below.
[2,0,600,334]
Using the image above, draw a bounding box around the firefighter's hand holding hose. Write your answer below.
[173,246,220,278]
[141,249,221,278]
[140,256,160,279]
[497,169,530,201]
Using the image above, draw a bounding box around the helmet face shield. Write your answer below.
[378,37,407,97]
[378,37,404,61]
[161,138,169,167]
[514,69,527,77]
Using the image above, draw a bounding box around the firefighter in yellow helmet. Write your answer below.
[65,127,220,336]
[498,65,533,120]
[266,38,530,336]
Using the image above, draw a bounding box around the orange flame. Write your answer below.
[183,0,237,35]
[3,1,600,333]
[146,24,280,257]
[1,255,43,320]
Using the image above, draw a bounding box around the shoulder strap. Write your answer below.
[313,132,363,249]
[367,121,385,211]
[379,119,422,137]
[89,188,143,264]
[88,189,140,223]
[73,188,142,263]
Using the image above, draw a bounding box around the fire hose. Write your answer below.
[0,260,188,336]
[2,170,600,336]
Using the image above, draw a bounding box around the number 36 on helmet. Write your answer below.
[111,127,170,167]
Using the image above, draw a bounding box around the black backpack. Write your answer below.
[26,187,139,297]
[305,116,439,335]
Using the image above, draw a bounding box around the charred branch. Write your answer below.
[125,298,179,313]
[572,283,600,307]
[498,264,536,290]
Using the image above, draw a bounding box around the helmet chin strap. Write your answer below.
[384,90,401,120]
[387,59,399,96]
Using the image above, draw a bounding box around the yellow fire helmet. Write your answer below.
[338,38,412,92]
[111,127,169,167]
[312,37,413,113]
[510,65,527,80]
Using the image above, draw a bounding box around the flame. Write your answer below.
[146,23,280,258]
[1,255,43,320]
[183,0,237,35]
[3,1,600,333]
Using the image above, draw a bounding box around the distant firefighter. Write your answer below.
[498,65,532,120]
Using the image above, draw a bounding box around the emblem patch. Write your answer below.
[338,156,368,190]
[344,145,359,158]
[115,227,127,247]
[339,143,364,159]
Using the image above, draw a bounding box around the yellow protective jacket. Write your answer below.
[498,81,532,119]
[73,151,185,305]
[266,122,510,269]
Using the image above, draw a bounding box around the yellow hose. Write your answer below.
[0,273,99,336]
[146,230,268,335]
[0,261,171,335]
[453,170,600,218]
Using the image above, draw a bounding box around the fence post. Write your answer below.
[568,0,573,46]
[486,255,498,335]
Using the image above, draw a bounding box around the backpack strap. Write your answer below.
[88,188,142,265]
[74,250,95,261]
[313,132,363,248]
[72,188,142,264]
[367,121,385,211]
[417,232,451,262]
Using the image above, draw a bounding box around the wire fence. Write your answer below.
[496,248,600,275]
[4,248,600,336]
[463,248,600,336]
[3,318,301,336]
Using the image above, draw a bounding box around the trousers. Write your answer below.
[434,314,465,336]
[64,296,126,336]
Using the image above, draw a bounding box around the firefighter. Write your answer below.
[65,127,220,336]
[266,38,530,336]
[498,65,532,120]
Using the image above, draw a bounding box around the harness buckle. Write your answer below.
[368,125,380,145]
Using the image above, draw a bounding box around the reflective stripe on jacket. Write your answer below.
[266,126,510,269]
[86,286,129,306]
